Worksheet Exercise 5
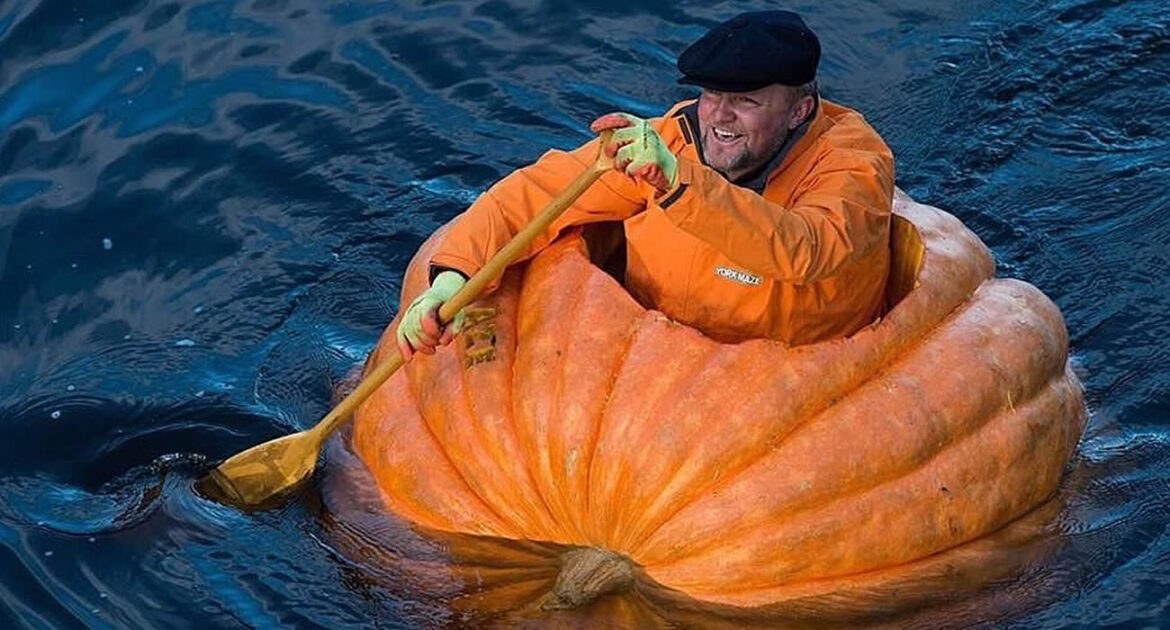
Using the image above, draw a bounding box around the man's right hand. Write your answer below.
[396,270,467,361]
[590,113,679,193]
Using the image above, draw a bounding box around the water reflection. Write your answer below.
[1,0,1167,628]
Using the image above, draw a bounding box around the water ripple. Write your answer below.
[1,0,1168,628]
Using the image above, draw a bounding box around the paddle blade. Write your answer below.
[196,430,322,509]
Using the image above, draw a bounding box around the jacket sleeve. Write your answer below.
[430,135,649,289]
[659,139,895,285]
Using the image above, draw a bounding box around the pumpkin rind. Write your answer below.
[343,190,1087,620]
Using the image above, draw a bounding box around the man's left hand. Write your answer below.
[590,113,679,193]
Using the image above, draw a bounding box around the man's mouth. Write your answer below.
[710,127,743,145]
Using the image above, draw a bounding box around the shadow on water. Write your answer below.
[1,0,1168,628]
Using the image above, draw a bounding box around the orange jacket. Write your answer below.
[430,98,895,345]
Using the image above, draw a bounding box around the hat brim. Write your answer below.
[677,74,780,93]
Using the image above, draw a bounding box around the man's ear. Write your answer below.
[789,95,815,130]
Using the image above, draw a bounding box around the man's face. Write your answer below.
[697,84,806,181]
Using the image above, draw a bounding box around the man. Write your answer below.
[397,10,895,360]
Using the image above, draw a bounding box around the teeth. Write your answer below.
[713,128,740,140]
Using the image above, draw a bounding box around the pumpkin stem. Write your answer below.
[541,546,634,611]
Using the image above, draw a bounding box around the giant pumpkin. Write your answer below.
[323,190,1087,628]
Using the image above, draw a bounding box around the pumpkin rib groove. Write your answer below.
[637,284,1071,568]
[620,345,813,552]
[611,343,773,552]
[461,337,552,536]
[672,300,1064,563]
[515,262,591,539]
[631,488,1068,622]
[646,373,1078,594]
[352,381,510,534]
[580,311,645,542]
[628,351,925,553]
[551,264,592,534]
[627,285,997,556]
[512,244,634,543]
[358,393,514,529]
[605,325,719,546]
[488,273,568,538]
[589,323,722,549]
[411,354,518,535]
[376,362,508,533]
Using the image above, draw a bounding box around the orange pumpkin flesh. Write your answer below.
[325,191,1087,627]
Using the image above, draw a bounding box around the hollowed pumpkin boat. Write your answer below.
[321,189,1087,628]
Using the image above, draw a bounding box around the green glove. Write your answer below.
[396,270,467,361]
[589,113,679,192]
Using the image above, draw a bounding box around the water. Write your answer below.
[1,0,1167,628]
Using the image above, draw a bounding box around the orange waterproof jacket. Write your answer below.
[430,98,895,345]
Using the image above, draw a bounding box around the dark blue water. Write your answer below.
[1,0,1168,628]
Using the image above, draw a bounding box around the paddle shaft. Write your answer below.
[309,153,610,443]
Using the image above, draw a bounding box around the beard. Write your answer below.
[702,128,790,181]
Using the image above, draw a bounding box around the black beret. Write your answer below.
[677,11,820,92]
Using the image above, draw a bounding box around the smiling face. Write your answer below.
[697,84,814,181]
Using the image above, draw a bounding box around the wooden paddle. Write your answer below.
[198,130,615,509]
